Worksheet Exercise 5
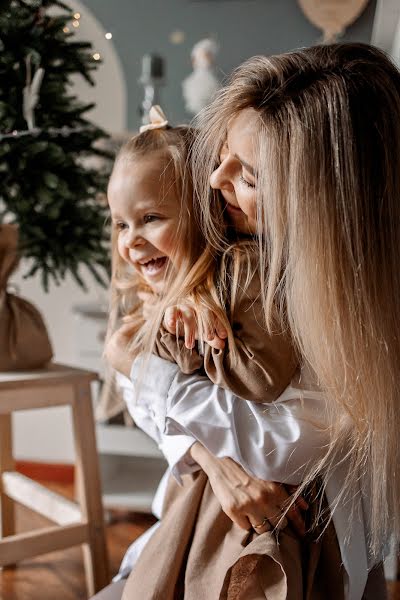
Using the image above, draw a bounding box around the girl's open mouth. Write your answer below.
[141,256,168,277]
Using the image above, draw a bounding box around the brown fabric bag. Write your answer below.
[0,224,53,371]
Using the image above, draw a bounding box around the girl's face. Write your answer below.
[108,154,180,293]
[210,108,259,234]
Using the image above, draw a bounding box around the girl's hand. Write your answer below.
[190,442,307,536]
[104,323,137,378]
[163,304,228,350]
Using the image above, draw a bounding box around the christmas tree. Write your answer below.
[0,0,111,290]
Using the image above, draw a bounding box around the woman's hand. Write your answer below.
[104,323,137,378]
[190,442,307,536]
[164,304,228,350]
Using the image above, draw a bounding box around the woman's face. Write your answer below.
[210,108,259,234]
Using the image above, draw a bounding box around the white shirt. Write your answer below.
[120,355,379,600]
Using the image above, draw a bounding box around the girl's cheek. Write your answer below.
[117,237,127,261]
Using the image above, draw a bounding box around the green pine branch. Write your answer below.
[0,0,113,291]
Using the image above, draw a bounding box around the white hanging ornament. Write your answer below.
[182,38,220,116]
[23,54,45,130]
[298,0,369,43]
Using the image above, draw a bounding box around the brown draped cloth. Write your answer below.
[122,471,345,600]
[0,224,53,371]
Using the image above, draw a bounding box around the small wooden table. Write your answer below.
[0,363,109,596]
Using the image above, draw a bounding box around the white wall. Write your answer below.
[13,0,127,463]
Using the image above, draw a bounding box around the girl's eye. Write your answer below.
[239,174,256,189]
[144,214,160,224]
[115,221,127,231]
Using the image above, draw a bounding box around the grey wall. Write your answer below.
[81,0,377,130]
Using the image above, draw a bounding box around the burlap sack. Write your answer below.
[0,224,53,371]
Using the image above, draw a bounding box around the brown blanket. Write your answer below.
[122,471,344,600]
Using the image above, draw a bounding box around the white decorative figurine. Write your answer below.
[182,38,220,116]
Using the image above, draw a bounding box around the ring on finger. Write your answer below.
[252,517,269,530]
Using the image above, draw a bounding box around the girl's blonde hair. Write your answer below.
[108,126,200,337]
[108,125,236,360]
[192,42,400,556]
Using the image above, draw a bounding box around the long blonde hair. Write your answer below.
[192,42,400,556]
[108,125,239,358]
[108,126,201,335]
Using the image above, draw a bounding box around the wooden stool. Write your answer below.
[0,363,109,596]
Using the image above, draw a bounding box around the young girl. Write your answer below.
[106,42,398,600]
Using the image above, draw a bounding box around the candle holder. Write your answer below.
[139,53,165,126]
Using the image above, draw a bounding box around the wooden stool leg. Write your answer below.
[0,414,15,539]
[72,382,109,596]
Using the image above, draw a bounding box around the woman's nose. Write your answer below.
[210,159,234,192]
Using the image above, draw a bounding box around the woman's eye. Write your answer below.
[239,174,256,189]
[144,214,159,224]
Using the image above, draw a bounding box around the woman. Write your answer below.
[107,42,398,598]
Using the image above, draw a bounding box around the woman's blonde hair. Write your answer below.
[192,42,400,556]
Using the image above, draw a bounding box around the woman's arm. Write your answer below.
[190,441,307,535]
[128,353,329,486]
[105,326,328,486]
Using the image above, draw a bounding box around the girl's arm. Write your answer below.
[155,271,298,403]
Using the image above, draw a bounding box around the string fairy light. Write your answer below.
[0,125,96,142]
[0,10,110,142]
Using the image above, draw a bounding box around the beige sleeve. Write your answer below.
[152,326,203,374]
[202,271,299,403]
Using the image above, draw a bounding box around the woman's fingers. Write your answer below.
[225,510,253,531]
[249,516,272,534]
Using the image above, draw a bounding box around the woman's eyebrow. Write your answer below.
[234,153,256,176]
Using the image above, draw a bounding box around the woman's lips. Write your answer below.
[225,202,243,215]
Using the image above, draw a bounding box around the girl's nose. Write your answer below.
[210,159,235,192]
[125,229,145,248]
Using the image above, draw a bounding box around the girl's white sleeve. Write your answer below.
[116,371,198,480]
[130,355,329,485]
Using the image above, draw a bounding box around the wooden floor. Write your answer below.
[0,480,156,600]
[0,479,399,599]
